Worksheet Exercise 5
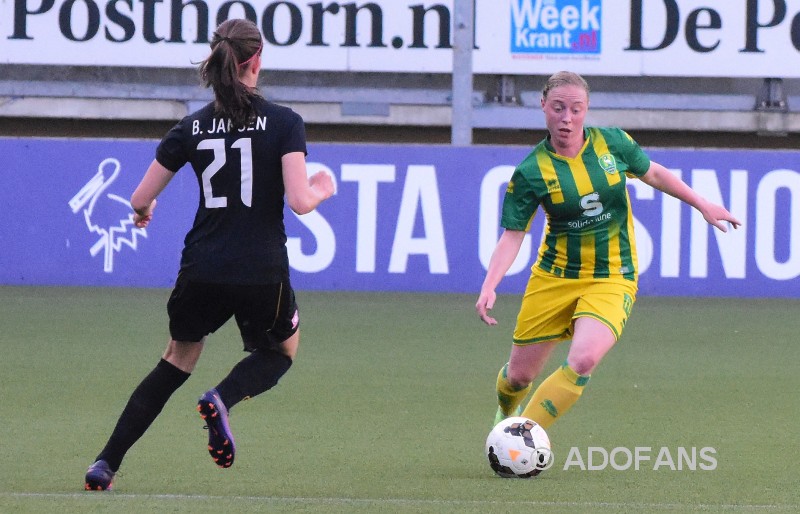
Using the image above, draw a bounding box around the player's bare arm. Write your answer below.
[282,151,334,215]
[477,229,527,326]
[640,161,742,232]
[131,159,175,227]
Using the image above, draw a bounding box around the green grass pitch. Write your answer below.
[1,286,798,513]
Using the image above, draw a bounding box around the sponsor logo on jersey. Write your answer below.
[510,0,602,55]
[546,178,561,193]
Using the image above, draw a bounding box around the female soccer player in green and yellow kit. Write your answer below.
[476,71,741,430]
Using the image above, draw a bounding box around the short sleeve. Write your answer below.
[500,166,540,231]
[617,129,650,178]
[281,112,307,156]
[155,119,190,172]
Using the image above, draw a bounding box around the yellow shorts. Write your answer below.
[512,269,638,345]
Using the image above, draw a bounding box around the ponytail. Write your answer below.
[200,19,263,128]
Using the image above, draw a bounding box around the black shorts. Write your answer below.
[167,276,299,352]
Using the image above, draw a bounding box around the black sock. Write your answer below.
[96,359,190,471]
[214,349,292,410]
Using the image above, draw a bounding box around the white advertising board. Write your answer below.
[2,0,800,77]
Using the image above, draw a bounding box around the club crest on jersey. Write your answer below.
[598,154,618,175]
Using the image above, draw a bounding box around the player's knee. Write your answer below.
[567,354,599,376]
[505,369,534,389]
[278,336,299,360]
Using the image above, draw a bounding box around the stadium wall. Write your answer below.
[4,0,800,143]
[3,137,797,298]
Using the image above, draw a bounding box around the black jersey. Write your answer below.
[156,96,306,284]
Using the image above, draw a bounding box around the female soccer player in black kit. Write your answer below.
[84,18,334,491]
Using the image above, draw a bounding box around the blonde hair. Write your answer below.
[542,71,590,100]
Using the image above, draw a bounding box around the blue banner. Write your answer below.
[1,137,797,297]
[510,0,602,55]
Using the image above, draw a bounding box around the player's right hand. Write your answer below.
[133,199,157,228]
[476,290,498,326]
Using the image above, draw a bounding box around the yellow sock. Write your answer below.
[522,362,589,429]
[496,363,532,416]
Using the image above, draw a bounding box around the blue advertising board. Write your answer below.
[510,0,602,55]
[1,137,797,297]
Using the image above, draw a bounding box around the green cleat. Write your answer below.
[493,405,522,427]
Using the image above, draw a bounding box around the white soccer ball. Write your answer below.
[485,416,552,478]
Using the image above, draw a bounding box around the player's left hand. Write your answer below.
[701,201,741,232]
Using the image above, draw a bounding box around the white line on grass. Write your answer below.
[2,492,798,511]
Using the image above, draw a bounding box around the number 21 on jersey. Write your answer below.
[197,137,253,208]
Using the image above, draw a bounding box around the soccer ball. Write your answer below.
[485,416,552,478]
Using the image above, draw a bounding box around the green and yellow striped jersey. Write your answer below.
[502,127,651,281]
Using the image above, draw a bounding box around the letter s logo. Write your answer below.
[580,192,603,217]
